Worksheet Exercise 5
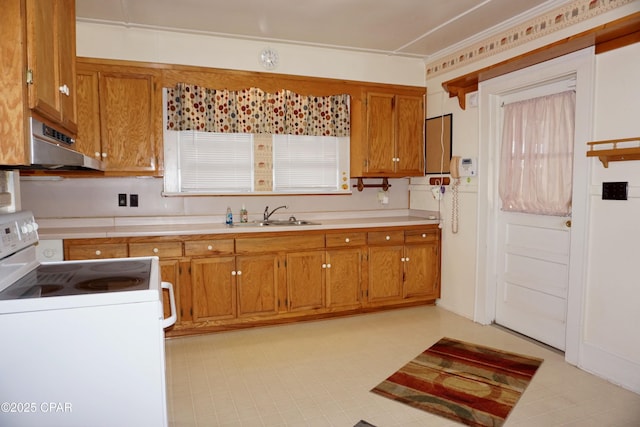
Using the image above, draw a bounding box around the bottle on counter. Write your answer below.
[225,207,233,225]
[240,205,248,223]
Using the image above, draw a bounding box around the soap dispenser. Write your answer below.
[240,205,248,223]
[225,207,233,225]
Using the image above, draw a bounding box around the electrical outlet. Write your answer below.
[118,193,127,207]
[602,182,628,200]
[130,194,139,207]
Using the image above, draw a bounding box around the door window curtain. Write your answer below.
[499,90,575,216]
[166,83,350,137]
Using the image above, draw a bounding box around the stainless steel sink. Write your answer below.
[232,219,321,227]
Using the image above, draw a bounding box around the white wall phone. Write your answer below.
[450,156,477,178]
[449,156,477,233]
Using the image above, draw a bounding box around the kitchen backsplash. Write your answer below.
[20,177,411,219]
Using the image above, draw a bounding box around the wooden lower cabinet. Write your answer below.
[325,247,362,309]
[236,254,280,317]
[63,224,440,336]
[286,250,325,312]
[191,256,236,322]
[367,228,441,306]
[160,259,180,323]
[368,245,405,304]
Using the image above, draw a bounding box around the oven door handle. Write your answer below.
[161,281,177,328]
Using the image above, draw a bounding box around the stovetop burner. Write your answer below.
[76,276,144,292]
[0,258,153,300]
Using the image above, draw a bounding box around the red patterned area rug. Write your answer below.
[371,337,543,427]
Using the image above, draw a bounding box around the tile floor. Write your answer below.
[165,306,640,426]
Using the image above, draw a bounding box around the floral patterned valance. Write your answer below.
[166,83,350,137]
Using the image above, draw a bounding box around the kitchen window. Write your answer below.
[162,88,350,195]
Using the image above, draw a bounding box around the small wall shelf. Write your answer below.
[586,137,640,168]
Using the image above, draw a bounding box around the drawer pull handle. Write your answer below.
[385,235,390,241]
[95,250,101,256]
[153,248,159,254]
[345,238,350,243]
[207,245,213,250]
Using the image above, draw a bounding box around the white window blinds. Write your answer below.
[178,132,253,192]
[273,135,342,192]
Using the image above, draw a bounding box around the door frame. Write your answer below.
[474,48,595,365]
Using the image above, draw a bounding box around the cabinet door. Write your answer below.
[99,72,159,172]
[236,254,279,317]
[26,0,61,123]
[75,70,102,161]
[365,93,396,174]
[326,248,362,309]
[367,246,404,303]
[403,243,439,299]
[160,259,179,324]
[191,257,236,322]
[395,94,424,176]
[287,250,325,312]
[56,0,77,133]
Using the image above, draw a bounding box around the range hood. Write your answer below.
[26,117,103,171]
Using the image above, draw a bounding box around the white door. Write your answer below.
[495,211,571,350]
[493,80,575,351]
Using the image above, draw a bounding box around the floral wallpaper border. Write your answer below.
[425,0,635,78]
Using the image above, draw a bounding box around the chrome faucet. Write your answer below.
[263,205,288,221]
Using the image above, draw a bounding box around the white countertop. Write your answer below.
[36,210,441,240]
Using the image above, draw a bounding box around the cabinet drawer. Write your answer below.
[129,242,183,258]
[405,230,439,244]
[326,232,366,247]
[236,234,325,253]
[367,230,404,245]
[184,239,234,256]
[67,243,128,260]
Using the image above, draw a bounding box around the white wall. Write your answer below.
[411,5,640,391]
[580,42,640,391]
[20,22,426,220]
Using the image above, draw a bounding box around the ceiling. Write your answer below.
[75,0,559,60]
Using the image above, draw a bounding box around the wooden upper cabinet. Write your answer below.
[395,94,425,176]
[25,0,77,134]
[75,70,101,162]
[0,0,77,166]
[357,91,424,178]
[365,93,396,175]
[75,60,162,174]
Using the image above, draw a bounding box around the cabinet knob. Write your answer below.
[153,248,159,254]
[406,257,410,262]
[327,263,331,268]
[101,153,107,158]
[58,84,70,96]
[237,271,242,276]
[94,152,100,158]
[322,264,327,269]
[207,245,213,251]
[401,257,405,262]
[345,238,350,243]
[422,233,427,238]
[95,250,102,256]
[232,271,236,276]
[385,235,390,240]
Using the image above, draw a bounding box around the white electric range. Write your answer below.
[0,211,176,427]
